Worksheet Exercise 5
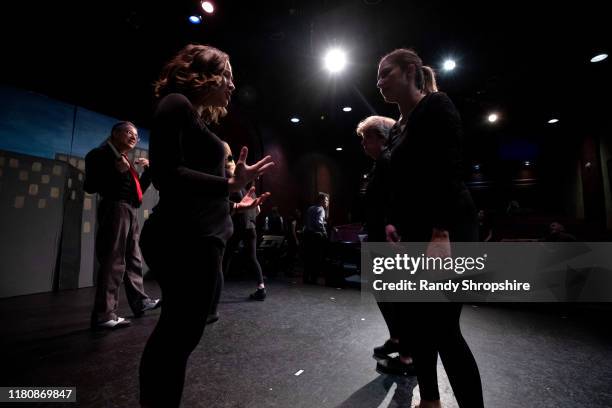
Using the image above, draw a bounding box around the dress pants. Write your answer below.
[92,200,148,323]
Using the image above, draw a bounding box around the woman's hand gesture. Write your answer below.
[235,186,271,212]
[229,146,274,192]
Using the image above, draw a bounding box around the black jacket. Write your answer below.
[363,151,392,242]
[84,142,151,208]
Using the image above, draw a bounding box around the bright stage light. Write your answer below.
[201,1,214,14]
[590,53,608,63]
[189,15,202,24]
[336,147,343,151]
[443,59,456,71]
[324,49,346,73]
[487,113,498,123]
[342,106,352,112]
[290,117,300,123]
[548,118,559,124]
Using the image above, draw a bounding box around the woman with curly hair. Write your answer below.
[138,44,274,408]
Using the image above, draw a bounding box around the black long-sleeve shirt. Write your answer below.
[149,93,232,243]
[388,92,477,241]
[84,143,151,208]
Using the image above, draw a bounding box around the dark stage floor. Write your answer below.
[1,277,611,408]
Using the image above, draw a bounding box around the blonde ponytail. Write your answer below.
[421,66,438,94]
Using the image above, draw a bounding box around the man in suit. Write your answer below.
[85,121,160,329]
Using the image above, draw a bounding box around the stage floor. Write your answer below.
[1,277,611,407]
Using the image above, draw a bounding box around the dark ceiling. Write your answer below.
[2,0,610,167]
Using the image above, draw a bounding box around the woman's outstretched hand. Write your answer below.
[236,186,271,212]
[229,146,274,191]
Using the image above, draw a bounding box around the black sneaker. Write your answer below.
[375,356,416,377]
[249,288,266,301]
[373,339,401,360]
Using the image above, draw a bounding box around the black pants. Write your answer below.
[377,302,402,340]
[210,228,263,315]
[139,235,223,408]
[303,231,326,283]
[399,303,483,407]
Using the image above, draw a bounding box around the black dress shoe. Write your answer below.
[206,313,219,325]
[375,356,416,377]
[373,339,401,360]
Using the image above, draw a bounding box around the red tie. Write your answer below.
[123,154,143,203]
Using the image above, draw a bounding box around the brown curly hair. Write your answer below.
[154,44,230,124]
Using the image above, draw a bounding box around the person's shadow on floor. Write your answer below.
[335,374,417,408]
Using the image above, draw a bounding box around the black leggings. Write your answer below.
[400,303,483,407]
[139,237,223,408]
[377,302,402,340]
[222,228,264,285]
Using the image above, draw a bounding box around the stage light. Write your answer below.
[443,59,456,71]
[487,113,498,123]
[590,53,608,63]
[524,161,531,166]
[473,164,481,171]
[324,48,346,73]
[290,117,300,123]
[201,1,214,14]
[342,106,352,112]
[336,147,343,151]
[189,15,202,24]
[548,118,559,124]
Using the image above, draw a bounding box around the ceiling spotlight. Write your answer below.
[336,147,343,151]
[548,118,559,124]
[487,113,499,123]
[290,117,300,123]
[443,59,456,71]
[590,53,608,63]
[188,15,202,24]
[342,106,352,112]
[524,161,531,166]
[324,48,347,73]
[201,1,214,13]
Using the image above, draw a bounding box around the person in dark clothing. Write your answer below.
[356,115,413,375]
[357,115,396,243]
[220,141,266,303]
[377,48,483,408]
[138,44,274,408]
[284,208,303,275]
[264,206,284,235]
[542,221,577,242]
[303,193,329,284]
[84,121,160,330]
[478,209,494,242]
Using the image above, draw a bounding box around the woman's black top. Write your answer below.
[149,93,233,243]
[387,92,477,242]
